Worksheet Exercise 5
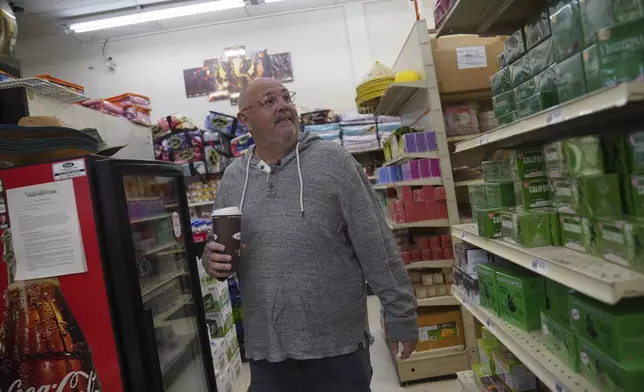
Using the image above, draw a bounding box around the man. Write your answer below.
[203,78,417,391]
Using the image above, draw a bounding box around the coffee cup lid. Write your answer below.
[213,206,241,216]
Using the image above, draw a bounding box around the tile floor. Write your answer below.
[367,296,462,392]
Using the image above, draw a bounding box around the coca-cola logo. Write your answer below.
[1,371,100,392]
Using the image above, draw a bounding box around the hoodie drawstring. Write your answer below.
[239,143,304,215]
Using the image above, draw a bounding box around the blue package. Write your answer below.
[205,111,238,136]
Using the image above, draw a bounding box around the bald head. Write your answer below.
[238,78,285,111]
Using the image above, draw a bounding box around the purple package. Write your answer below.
[166,132,189,150]
[430,159,441,177]
[386,166,402,183]
[410,160,421,180]
[419,159,431,178]
[425,132,438,151]
[401,163,411,181]
[402,134,417,153]
[415,133,428,152]
[377,167,389,184]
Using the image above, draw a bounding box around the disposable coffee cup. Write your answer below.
[212,207,242,272]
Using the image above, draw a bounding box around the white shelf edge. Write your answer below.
[131,212,174,224]
[452,287,599,392]
[188,201,214,208]
[382,151,440,167]
[454,179,483,187]
[372,178,442,189]
[455,82,644,153]
[388,218,450,229]
[143,242,178,256]
[451,224,644,305]
[417,295,460,307]
[141,271,186,302]
[374,80,428,116]
[399,344,467,363]
[406,259,453,269]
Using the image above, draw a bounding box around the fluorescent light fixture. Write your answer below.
[69,0,247,33]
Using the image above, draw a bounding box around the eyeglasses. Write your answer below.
[240,91,296,112]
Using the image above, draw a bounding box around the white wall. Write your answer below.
[19,0,435,125]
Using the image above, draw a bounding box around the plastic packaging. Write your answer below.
[505,28,527,64]
[444,104,480,136]
[555,53,587,103]
[230,133,254,157]
[490,67,512,96]
[583,44,601,93]
[529,38,555,76]
[579,0,615,47]
[205,111,238,136]
[493,91,516,118]
[106,92,151,108]
[524,7,551,50]
[123,104,151,125]
[510,55,531,87]
[597,17,644,87]
[550,0,584,63]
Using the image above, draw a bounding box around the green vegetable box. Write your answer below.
[551,174,623,217]
[501,210,553,247]
[560,213,599,255]
[579,336,644,392]
[569,293,644,365]
[496,269,546,331]
[514,178,552,209]
[541,312,580,372]
[597,218,644,272]
[477,263,520,316]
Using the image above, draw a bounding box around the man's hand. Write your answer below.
[205,241,234,279]
[390,340,417,360]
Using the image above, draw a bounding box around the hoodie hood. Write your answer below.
[238,131,321,215]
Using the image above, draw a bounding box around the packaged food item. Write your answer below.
[550,0,584,62]
[443,104,480,136]
[579,336,644,392]
[613,0,644,23]
[154,139,170,161]
[479,111,499,132]
[510,55,532,87]
[204,146,230,174]
[625,174,644,218]
[579,0,615,46]
[551,174,622,217]
[478,338,502,374]
[524,7,551,50]
[205,111,239,136]
[454,243,488,275]
[501,209,552,247]
[541,312,580,372]
[468,183,486,208]
[485,182,516,208]
[493,91,516,118]
[477,208,502,238]
[498,149,546,180]
[514,78,537,103]
[173,147,203,164]
[230,133,254,157]
[497,111,518,126]
[477,263,520,316]
[569,293,644,364]
[496,269,546,331]
[80,99,125,117]
[472,363,494,389]
[582,44,601,93]
[543,278,570,324]
[490,67,512,96]
[493,346,538,390]
[597,218,644,271]
[479,376,512,392]
[498,52,508,68]
[528,38,555,75]
[505,28,527,64]
[597,17,644,87]
[548,135,605,178]
[514,178,551,209]
[533,207,562,246]
[516,92,556,118]
[415,308,465,352]
[555,53,587,103]
[106,92,151,108]
[560,213,585,251]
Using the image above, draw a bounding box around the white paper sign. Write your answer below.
[531,258,549,275]
[456,46,488,69]
[52,159,86,181]
[8,180,87,280]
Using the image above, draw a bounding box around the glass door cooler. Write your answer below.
[0,156,217,392]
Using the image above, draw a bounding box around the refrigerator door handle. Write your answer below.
[143,309,165,392]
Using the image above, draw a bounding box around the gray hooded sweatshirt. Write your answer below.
[204,131,417,362]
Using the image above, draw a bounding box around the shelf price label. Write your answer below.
[555,382,570,392]
[477,134,488,145]
[546,108,564,125]
[485,318,496,332]
[530,258,549,275]
[460,231,468,240]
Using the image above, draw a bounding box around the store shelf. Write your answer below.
[144,242,179,256]
[436,0,545,37]
[131,212,174,224]
[441,89,491,103]
[141,271,186,302]
[159,332,198,375]
[0,77,88,103]
[349,147,383,154]
[372,178,442,189]
[382,151,440,167]
[447,135,477,143]
[154,295,192,325]
[234,363,251,392]
[454,82,644,153]
[452,287,599,392]
[374,80,427,116]
[417,295,459,307]
[188,201,214,208]
[451,224,644,305]
[454,178,483,187]
[388,219,450,229]
[457,370,478,392]
[406,259,453,269]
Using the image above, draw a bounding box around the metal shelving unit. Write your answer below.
[405,259,453,269]
[382,151,440,167]
[452,224,644,305]
[455,82,644,153]
[418,295,460,307]
[372,178,442,189]
[452,287,599,392]
[0,77,88,103]
[453,178,483,188]
[387,219,450,229]
[374,80,427,116]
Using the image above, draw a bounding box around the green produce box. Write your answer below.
[541,312,580,372]
[579,336,644,392]
[613,0,644,23]
[553,174,622,217]
[555,53,587,103]
[597,16,644,87]
[496,269,546,331]
[550,0,584,62]
[524,7,552,50]
[477,208,502,238]
[478,263,501,316]
[469,183,486,208]
[529,37,556,75]
[516,92,558,118]
[514,178,552,209]
[501,209,552,247]
[497,111,518,126]
[598,218,638,268]
[514,77,537,103]
[493,90,516,118]
[493,346,538,391]
[544,278,570,324]
[545,140,566,178]
[533,207,562,246]
[510,55,531,87]
[580,0,615,46]
[485,182,516,208]
[569,293,644,364]
[505,28,527,65]
[560,213,594,252]
[490,67,512,96]
[563,135,605,177]
[478,337,501,374]
[551,177,580,214]
[582,44,601,92]
[494,149,546,180]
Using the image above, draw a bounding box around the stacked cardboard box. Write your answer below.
[415,307,466,352]
[389,185,448,224]
[410,267,453,299]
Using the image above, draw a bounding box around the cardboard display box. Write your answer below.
[496,269,546,331]
[431,35,505,95]
[541,312,580,372]
[415,307,465,352]
[493,345,538,391]
[579,336,644,392]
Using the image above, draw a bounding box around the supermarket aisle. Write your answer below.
[367,296,461,392]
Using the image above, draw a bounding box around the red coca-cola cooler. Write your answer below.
[0,156,217,392]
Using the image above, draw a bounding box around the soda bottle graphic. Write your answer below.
[0,229,102,391]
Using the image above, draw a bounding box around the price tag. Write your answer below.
[460,231,468,240]
[530,258,549,275]
[462,296,471,307]
[485,318,496,332]
[478,135,488,145]
[555,382,569,392]
[546,108,564,125]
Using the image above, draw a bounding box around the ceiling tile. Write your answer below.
[16,14,63,39]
